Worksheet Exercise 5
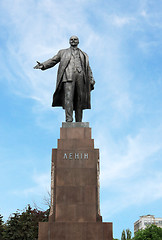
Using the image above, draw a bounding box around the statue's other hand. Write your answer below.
[33,61,44,70]
[90,79,95,91]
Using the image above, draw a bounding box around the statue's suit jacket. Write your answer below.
[42,47,94,110]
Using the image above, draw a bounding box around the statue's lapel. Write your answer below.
[79,49,84,63]
[63,48,71,66]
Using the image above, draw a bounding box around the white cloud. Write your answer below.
[101,172,162,217]
[98,125,162,185]
[12,172,50,197]
[112,15,135,27]
[140,10,147,17]
[138,40,161,55]
[95,124,162,216]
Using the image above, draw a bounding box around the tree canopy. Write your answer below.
[133,225,162,240]
[1,205,49,240]
[0,214,4,240]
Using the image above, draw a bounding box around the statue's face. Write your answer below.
[69,36,79,47]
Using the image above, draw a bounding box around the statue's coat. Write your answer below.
[42,48,94,110]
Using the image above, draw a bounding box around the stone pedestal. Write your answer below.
[38,123,113,240]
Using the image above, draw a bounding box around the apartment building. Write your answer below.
[134,215,162,233]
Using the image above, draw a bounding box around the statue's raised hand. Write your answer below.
[33,61,44,70]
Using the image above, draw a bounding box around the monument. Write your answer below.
[34,36,113,240]
[34,35,95,122]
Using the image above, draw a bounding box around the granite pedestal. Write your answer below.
[38,123,113,240]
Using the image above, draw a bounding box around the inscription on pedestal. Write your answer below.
[63,152,88,160]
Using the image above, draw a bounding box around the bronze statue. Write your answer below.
[34,36,95,122]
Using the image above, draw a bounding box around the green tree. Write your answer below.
[126,229,132,239]
[133,225,162,240]
[121,230,126,240]
[2,205,49,240]
[0,214,4,240]
[121,229,132,240]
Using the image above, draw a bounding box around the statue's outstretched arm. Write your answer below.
[33,51,61,71]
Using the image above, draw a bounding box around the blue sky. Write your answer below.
[0,0,162,238]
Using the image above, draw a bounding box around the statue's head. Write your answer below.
[69,36,79,47]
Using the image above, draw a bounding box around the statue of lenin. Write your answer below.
[34,36,95,122]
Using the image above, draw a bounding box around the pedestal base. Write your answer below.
[38,222,113,240]
[38,123,113,240]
